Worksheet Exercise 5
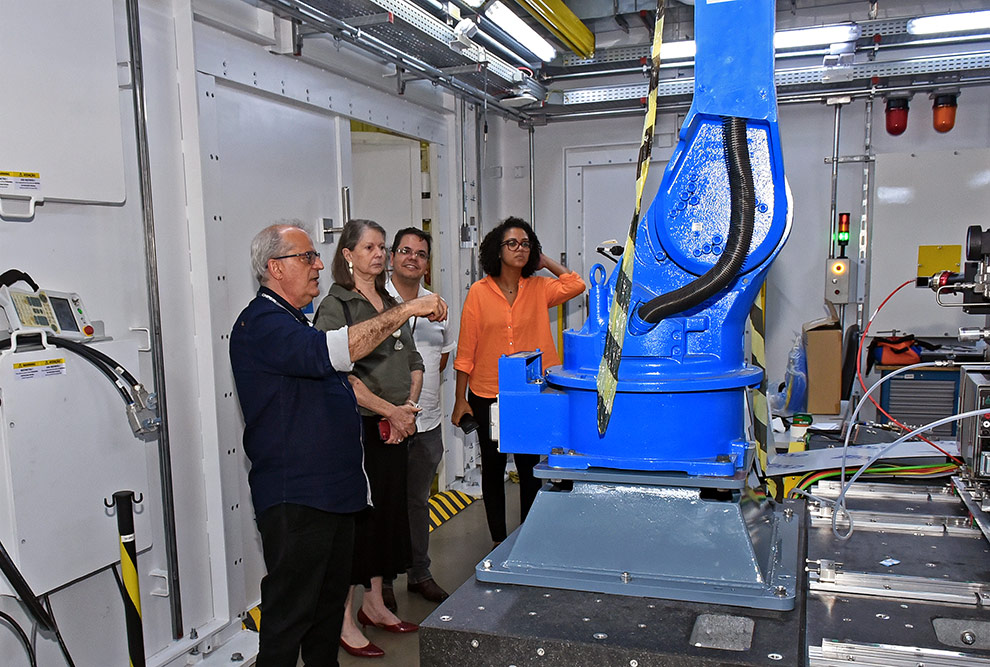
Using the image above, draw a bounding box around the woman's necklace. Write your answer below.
[355,286,403,349]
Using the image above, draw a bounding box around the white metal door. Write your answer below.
[351,132,423,242]
[210,79,342,611]
[564,152,666,331]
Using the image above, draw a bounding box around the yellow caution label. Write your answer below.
[0,171,40,178]
[13,358,66,380]
[13,358,65,369]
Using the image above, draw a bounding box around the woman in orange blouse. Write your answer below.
[452,217,585,545]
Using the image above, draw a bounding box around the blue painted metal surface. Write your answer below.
[498,0,789,476]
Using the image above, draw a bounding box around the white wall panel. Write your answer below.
[0,0,126,216]
[870,149,990,337]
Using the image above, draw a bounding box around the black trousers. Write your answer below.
[468,391,541,543]
[256,504,355,667]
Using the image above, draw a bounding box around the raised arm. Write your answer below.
[347,294,446,362]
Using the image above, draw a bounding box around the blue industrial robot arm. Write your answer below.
[498,0,789,476]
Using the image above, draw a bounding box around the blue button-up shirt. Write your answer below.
[230,287,368,516]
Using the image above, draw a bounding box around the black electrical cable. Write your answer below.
[0,610,37,667]
[0,539,54,632]
[638,116,756,323]
[49,336,141,393]
[0,335,134,406]
[0,270,39,292]
[42,596,75,667]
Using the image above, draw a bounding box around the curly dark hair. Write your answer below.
[479,217,542,278]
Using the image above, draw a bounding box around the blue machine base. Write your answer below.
[476,480,801,611]
[536,443,754,489]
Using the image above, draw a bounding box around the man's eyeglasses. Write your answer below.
[396,247,429,261]
[273,250,321,265]
[501,239,531,251]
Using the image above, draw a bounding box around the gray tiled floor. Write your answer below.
[339,482,521,666]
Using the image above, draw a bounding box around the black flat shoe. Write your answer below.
[407,577,449,603]
[382,586,398,613]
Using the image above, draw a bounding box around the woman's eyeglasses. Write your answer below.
[273,250,321,265]
[396,247,429,261]
[501,239,531,251]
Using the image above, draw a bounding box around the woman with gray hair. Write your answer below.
[315,219,422,658]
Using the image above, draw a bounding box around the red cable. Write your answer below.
[856,278,965,465]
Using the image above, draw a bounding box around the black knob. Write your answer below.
[966,225,990,262]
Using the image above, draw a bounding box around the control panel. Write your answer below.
[825,258,854,304]
[959,367,990,478]
[1,286,95,340]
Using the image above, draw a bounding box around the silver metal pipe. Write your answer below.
[528,126,536,228]
[475,103,485,261]
[540,76,990,122]
[828,102,842,259]
[856,95,875,331]
[124,0,183,639]
[257,0,528,121]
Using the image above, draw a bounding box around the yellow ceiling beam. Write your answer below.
[512,0,596,59]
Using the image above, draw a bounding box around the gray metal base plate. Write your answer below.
[476,482,802,610]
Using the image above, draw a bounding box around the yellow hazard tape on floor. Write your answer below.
[243,605,261,632]
[428,490,476,532]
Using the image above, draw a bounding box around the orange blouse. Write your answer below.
[454,272,586,398]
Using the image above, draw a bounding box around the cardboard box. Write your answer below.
[803,306,842,415]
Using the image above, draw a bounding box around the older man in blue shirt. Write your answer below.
[230,223,446,667]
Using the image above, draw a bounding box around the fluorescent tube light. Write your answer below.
[907,10,990,35]
[660,40,696,60]
[774,23,860,49]
[484,1,557,62]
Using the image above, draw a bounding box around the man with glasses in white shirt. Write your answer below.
[384,227,456,606]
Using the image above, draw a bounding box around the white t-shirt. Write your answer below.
[386,280,457,432]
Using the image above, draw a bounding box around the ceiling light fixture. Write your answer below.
[479,1,557,62]
[907,10,990,35]
[774,23,861,49]
[660,40,696,60]
[512,0,594,59]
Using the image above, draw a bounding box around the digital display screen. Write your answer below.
[50,297,79,332]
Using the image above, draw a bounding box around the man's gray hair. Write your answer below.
[250,221,310,284]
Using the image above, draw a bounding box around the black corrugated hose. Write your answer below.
[638,116,756,324]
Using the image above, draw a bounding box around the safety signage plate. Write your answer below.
[0,171,42,192]
[12,357,65,380]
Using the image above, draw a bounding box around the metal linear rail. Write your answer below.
[807,559,990,606]
[809,640,990,667]
[812,479,960,502]
[562,49,990,106]
[808,503,977,536]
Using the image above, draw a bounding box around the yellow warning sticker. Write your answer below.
[0,171,42,192]
[13,358,65,380]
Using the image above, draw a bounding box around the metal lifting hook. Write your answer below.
[104,491,144,508]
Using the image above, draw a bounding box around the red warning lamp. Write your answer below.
[931,90,959,133]
[885,96,909,135]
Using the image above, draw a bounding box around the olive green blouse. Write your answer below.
[314,283,424,417]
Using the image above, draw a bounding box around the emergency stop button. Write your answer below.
[83,325,95,336]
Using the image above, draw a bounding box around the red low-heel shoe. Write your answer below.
[357,608,419,633]
[339,638,385,658]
